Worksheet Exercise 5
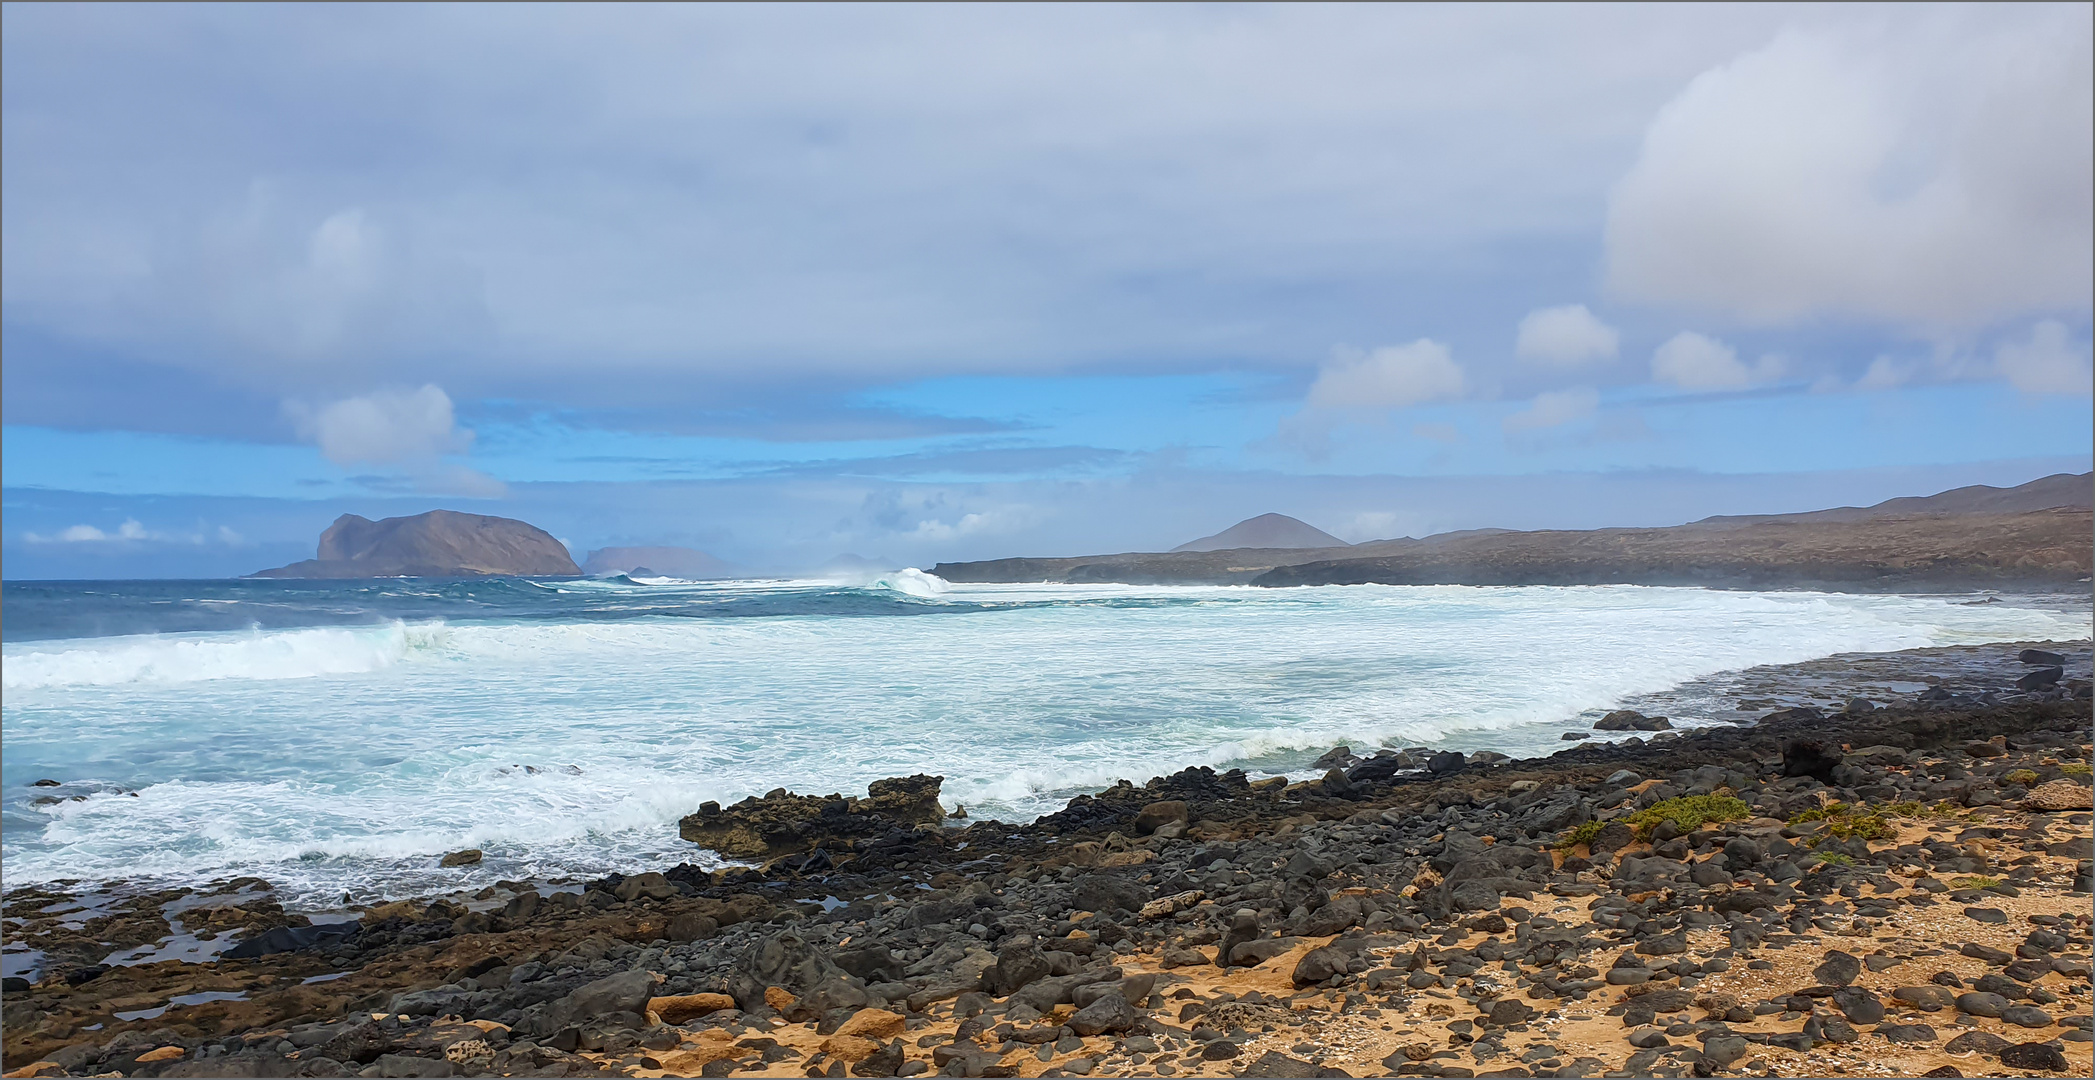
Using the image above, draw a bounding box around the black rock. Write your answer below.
[2016,666,2064,690]
[1942,1030,2010,1055]
[1832,987,1884,1025]
[1428,751,1467,775]
[223,921,360,959]
[1068,873,1147,915]
[2018,648,2067,666]
[1877,1023,1937,1044]
[1813,951,1861,987]
[1999,1042,2071,1071]
[1781,739,1842,782]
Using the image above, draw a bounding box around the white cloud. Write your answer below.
[907,509,1027,542]
[1305,340,1465,411]
[1996,320,2093,395]
[1853,355,1914,392]
[25,519,160,543]
[287,384,509,496]
[1651,332,1784,390]
[293,384,469,465]
[1606,14,2093,329]
[1503,387,1601,433]
[1514,305,1619,366]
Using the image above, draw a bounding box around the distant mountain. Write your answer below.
[1690,471,2093,527]
[583,545,744,579]
[934,472,2094,592]
[253,510,579,578]
[1172,513,1350,552]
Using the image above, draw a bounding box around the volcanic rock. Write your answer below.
[679,775,945,859]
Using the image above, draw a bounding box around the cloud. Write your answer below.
[287,384,508,496]
[1503,387,1601,433]
[1853,355,1915,392]
[21,518,252,545]
[1514,305,1619,366]
[30,519,150,543]
[1996,320,2093,395]
[1305,341,1465,412]
[1605,14,2093,329]
[292,385,470,465]
[1651,332,1783,390]
[2,3,1825,437]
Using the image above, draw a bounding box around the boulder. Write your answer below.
[1813,951,1861,987]
[679,775,946,859]
[1241,1051,1331,1078]
[2000,1043,2071,1072]
[725,932,867,1015]
[537,969,660,1033]
[1943,1030,2010,1055]
[982,940,1051,996]
[1131,801,1190,836]
[2016,666,2064,690]
[1066,993,1139,1035]
[2025,778,2094,811]
[1832,987,1884,1025]
[1290,946,1350,987]
[1427,751,1466,775]
[1069,873,1147,915]
[439,849,483,868]
[1229,938,1297,967]
[1781,739,1842,781]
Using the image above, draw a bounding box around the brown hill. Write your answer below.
[1172,513,1349,552]
[252,510,579,578]
[931,472,2094,591]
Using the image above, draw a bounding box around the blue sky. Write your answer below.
[3,4,2090,577]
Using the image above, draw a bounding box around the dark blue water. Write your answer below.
[0,574,1093,643]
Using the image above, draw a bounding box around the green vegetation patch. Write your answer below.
[2061,762,2092,778]
[2003,769,2040,786]
[1623,795,1750,840]
[1810,852,1855,867]
[1555,819,1605,852]
[1951,875,2004,890]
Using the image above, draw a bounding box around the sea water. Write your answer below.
[2,575,2085,906]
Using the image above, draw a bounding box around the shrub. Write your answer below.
[2062,762,2092,778]
[1811,852,1855,867]
[1624,795,1750,839]
[1555,819,1604,852]
[1951,875,2004,890]
[2003,769,2039,786]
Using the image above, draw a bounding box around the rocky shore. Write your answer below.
[5,647,2092,1079]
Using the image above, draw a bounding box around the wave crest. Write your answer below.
[1,621,447,690]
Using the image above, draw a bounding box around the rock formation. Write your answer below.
[252,510,579,578]
[679,775,947,860]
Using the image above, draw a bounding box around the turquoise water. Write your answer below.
[3,574,2083,905]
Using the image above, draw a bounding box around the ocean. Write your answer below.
[2,574,2086,908]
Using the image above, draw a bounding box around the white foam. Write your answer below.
[4,582,2085,904]
[1,622,449,690]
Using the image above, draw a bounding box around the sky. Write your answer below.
[3,3,2090,578]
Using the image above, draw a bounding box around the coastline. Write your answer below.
[3,643,2091,1078]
